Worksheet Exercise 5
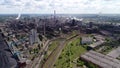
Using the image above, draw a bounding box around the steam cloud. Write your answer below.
[16,7,22,20]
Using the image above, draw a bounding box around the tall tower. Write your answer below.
[29,29,38,45]
[54,10,56,21]
[43,18,46,36]
[54,10,56,26]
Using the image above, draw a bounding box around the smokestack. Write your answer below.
[43,18,46,35]
[54,10,56,18]
[53,0,56,26]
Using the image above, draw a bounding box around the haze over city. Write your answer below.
[0,0,120,14]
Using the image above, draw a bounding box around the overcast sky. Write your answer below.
[0,0,120,14]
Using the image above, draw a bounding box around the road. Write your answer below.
[42,35,79,68]
[34,38,65,68]
[26,37,63,68]
[34,40,50,68]
[26,40,50,68]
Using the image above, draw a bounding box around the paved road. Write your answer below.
[26,37,65,68]
[34,38,65,68]
[42,35,79,68]
[26,40,50,68]
[34,40,50,68]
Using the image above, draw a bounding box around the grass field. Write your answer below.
[44,40,60,60]
[54,38,87,68]
[49,41,59,51]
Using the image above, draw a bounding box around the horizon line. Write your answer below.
[1,13,120,15]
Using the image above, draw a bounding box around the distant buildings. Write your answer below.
[99,30,111,36]
[89,22,93,28]
[86,28,93,34]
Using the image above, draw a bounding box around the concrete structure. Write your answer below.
[100,30,111,36]
[88,40,104,48]
[81,50,120,68]
[88,35,105,48]
[81,37,93,45]
[107,47,120,58]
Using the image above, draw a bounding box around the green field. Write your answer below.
[44,40,60,60]
[49,41,59,51]
[54,38,87,68]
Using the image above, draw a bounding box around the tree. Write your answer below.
[77,59,84,66]
[38,44,41,50]
[39,34,43,41]
[86,62,96,68]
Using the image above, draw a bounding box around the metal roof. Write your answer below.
[81,50,120,68]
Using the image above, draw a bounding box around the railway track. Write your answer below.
[42,34,80,68]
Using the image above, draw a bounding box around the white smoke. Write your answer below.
[16,13,21,20]
[79,18,83,21]
[72,17,83,21]
[16,7,22,20]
